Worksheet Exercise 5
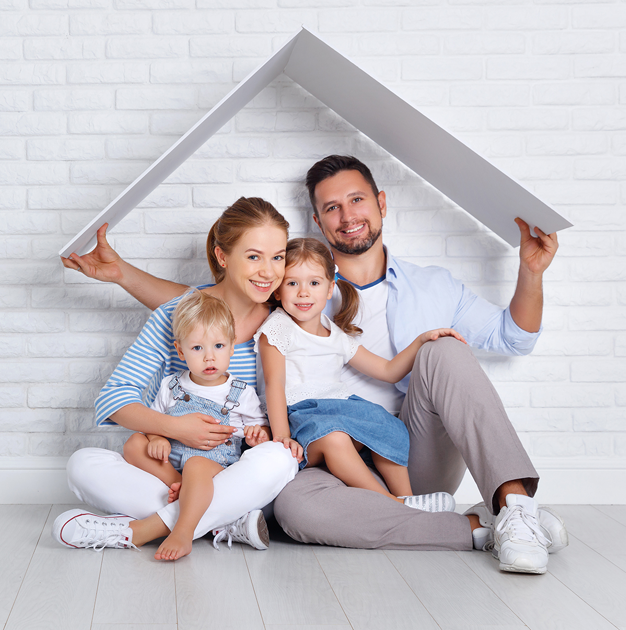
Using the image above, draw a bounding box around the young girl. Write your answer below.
[255,238,466,509]
[124,290,271,560]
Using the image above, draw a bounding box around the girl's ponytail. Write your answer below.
[334,279,363,337]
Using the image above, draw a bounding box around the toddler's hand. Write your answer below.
[147,436,171,462]
[244,425,271,447]
[418,328,467,346]
[273,436,304,463]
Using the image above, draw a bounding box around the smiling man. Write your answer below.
[272,155,566,574]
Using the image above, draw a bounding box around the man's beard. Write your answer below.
[329,223,382,256]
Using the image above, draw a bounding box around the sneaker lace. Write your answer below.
[496,506,550,546]
[212,513,249,550]
[78,518,138,552]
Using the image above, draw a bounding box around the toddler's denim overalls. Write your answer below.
[167,372,247,471]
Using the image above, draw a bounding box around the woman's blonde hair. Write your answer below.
[206,197,290,283]
[281,238,362,336]
[172,290,235,343]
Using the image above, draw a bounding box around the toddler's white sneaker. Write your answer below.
[400,492,456,512]
[52,509,137,551]
[212,509,269,551]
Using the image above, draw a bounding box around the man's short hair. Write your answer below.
[305,155,380,216]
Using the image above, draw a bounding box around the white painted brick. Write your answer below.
[116,0,192,8]
[0,237,29,259]
[545,284,612,307]
[148,259,211,286]
[69,361,117,384]
[0,14,68,36]
[70,13,151,36]
[507,409,572,433]
[24,37,104,60]
[384,235,443,258]
[483,358,568,382]
[568,259,626,283]
[28,433,108,456]
[573,409,625,432]
[403,7,482,30]
[195,136,271,160]
[532,434,611,457]
[532,182,617,205]
[0,286,28,306]
[150,112,207,135]
[0,62,65,84]
[619,287,626,307]
[277,111,316,132]
[533,32,615,56]
[109,335,138,358]
[116,87,197,110]
[526,133,608,156]
[570,307,626,330]
[544,232,606,257]
[534,83,614,106]
[0,435,27,457]
[0,361,67,383]
[0,385,26,408]
[106,36,189,59]
[0,261,63,285]
[0,163,67,186]
[236,112,279,132]
[421,108,484,132]
[613,436,626,457]
[0,409,65,433]
[0,189,24,210]
[575,158,626,180]
[137,185,189,208]
[70,161,150,185]
[27,138,105,161]
[193,184,278,208]
[29,186,110,210]
[447,234,512,258]
[462,134,523,158]
[115,235,195,259]
[0,91,29,111]
[572,360,626,383]
[0,337,24,358]
[31,286,111,310]
[533,332,613,357]
[0,38,22,60]
[317,109,357,133]
[531,384,613,408]
[0,312,64,333]
[33,88,113,111]
[354,33,440,56]
[237,159,309,183]
[0,112,65,136]
[190,35,271,58]
[492,383,528,407]
[487,57,570,81]
[486,257,566,283]
[486,6,567,30]
[573,5,626,29]
[144,209,218,234]
[65,410,104,433]
[444,32,525,55]
[153,11,234,34]
[235,10,317,33]
[575,57,626,79]
[164,161,233,184]
[67,61,148,84]
[150,59,231,84]
[69,112,148,135]
[389,84,448,107]
[69,311,148,333]
[402,58,483,81]
[617,386,626,408]
[106,137,174,161]
[199,0,274,6]
[0,138,24,159]
[280,0,356,6]
[450,85,529,107]
[273,136,353,160]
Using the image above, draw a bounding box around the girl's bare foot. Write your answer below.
[168,482,181,503]
[154,530,192,561]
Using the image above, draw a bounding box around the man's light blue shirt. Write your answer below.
[327,247,542,396]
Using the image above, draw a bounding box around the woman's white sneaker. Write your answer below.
[212,510,269,550]
[400,492,456,512]
[52,509,137,551]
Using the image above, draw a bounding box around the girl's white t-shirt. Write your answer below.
[253,308,360,407]
[150,372,267,438]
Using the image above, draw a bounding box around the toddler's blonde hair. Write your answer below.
[172,290,235,343]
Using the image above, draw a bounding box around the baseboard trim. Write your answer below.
[2,456,626,505]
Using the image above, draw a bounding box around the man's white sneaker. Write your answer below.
[212,510,269,551]
[52,509,137,551]
[493,494,549,574]
[400,492,456,512]
[464,501,568,554]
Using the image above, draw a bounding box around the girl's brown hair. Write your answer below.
[282,238,362,336]
[206,197,290,283]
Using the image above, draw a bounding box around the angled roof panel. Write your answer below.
[60,27,571,257]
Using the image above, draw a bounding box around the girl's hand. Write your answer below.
[173,413,236,450]
[418,328,467,346]
[147,436,171,462]
[273,436,304,462]
[244,425,271,447]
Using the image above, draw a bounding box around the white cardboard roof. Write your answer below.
[60,27,572,257]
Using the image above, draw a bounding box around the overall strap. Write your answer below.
[220,379,247,416]
[169,371,191,402]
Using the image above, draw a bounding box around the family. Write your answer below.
[53,154,567,574]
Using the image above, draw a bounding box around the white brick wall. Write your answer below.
[1,1,624,500]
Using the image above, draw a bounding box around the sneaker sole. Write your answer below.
[539,507,569,554]
[492,546,548,575]
[248,510,270,550]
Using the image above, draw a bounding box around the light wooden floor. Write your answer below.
[2,504,626,630]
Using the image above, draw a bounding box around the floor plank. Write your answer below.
[314,547,439,630]
[175,539,264,630]
[92,539,176,625]
[264,626,352,630]
[386,549,525,629]
[92,625,178,629]
[459,549,618,630]
[4,505,103,630]
[548,533,626,630]
[0,505,50,627]
[594,505,626,528]
[243,541,348,626]
[554,505,626,573]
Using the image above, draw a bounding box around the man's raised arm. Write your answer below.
[508,217,559,334]
[61,223,190,311]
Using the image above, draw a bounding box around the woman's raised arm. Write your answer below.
[61,223,189,310]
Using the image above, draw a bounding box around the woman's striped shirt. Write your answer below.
[95,287,258,426]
